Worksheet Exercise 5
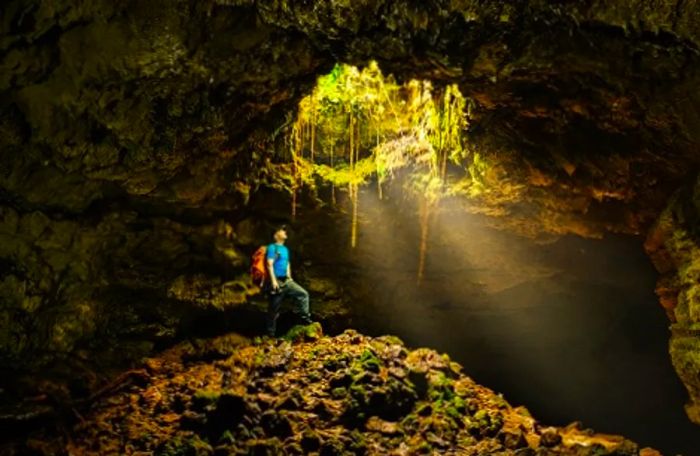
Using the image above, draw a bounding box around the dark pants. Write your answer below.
[266,278,312,336]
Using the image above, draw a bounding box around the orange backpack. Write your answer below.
[251,245,280,287]
[250,245,269,287]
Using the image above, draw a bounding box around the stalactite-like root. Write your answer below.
[417,197,431,284]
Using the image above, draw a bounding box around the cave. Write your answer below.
[1,1,700,455]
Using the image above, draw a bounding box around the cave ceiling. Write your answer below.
[1,0,699,233]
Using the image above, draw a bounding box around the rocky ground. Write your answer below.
[4,324,662,456]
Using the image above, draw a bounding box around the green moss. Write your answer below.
[349,429,367,452]
[416,441,432,454]
[193,389,221,406]
[219,430,235,444]
[323,357,340,371]
[308,371,322,382]
[670,333,700,423]
[428,371,456,402]
[159,435,213,456]
[445,396,467,420]
[282,322,323,342]
[358,348,382,372]
[647,185,700,424]
[331,387,347,399]
[467,409,503,436]
[401,412,418,429]
[349,383,368,401]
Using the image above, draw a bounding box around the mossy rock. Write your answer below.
[193,389,222,409]
[282,322,323,342]
[467,409,504,437]
[158,435,213,456]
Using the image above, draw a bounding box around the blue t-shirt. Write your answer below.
[266,243,289,278]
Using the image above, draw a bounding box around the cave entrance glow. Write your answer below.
[269,62,492,283]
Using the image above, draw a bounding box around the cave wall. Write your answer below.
[646,173,700,424]
[0,204,260,364]
[0,0,320,367]
[2,0,700,416]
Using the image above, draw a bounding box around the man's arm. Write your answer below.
[287,261,292,280]
[267,258,279,290]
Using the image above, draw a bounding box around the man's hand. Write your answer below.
[271,279,280,291]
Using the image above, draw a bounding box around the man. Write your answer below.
[265,225,312,336]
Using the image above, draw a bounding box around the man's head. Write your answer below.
[273,225,288,243]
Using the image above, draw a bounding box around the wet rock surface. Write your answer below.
[2,326,657,455]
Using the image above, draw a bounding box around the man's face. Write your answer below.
[274,229,288,242]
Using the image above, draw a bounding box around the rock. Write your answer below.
[408,370,429,399]
[260,410,293,438]
[30,330,658,455]
[282,322,323,343]
[246,438,283,455]
[181,410,207,431]
[539,429,563,447]
[204,392,247,441]
[645,178,700,424]
[312,400,336,421]
[300,429,321,452]
[331,387,347,399]
[305,277,341,299]
[233,218,257,246]
[365,416,400,435]
[274,390,303,410]
[319,438,345,456]
[329,372,353,389]
[499,429,529,449]
[257,343,293,375]
[158,435,213,456]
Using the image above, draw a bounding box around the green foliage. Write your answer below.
[285,61,476,204]
[277,62,492,267]
[313,156,377,186]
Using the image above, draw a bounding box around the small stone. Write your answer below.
[539,429,562,447]
[499,429,528,449]
[180,410,206,430]
[417,404,433,417]
[261,410,293,438]
[365,416,400,435]
[331,387,347,399]
[329,372,353,388]
[300,429,321,452]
